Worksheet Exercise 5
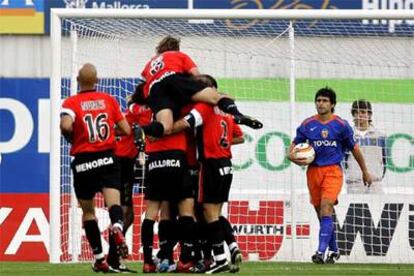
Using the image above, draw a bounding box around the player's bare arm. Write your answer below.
[170,118,191,134]
[115,118,131,136]
[232,136,245,145]
[60,114,74,142]
[287,143,309,166]
[350,146,373,186]
[189,67,200,76]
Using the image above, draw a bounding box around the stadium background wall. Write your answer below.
[1,0,414,262]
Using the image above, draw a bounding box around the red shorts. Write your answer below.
[306,165,343,207]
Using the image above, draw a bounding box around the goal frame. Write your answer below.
[49,8,414,263]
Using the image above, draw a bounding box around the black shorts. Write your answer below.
[145,150,194,201]
[118,156,135,207]
[148,73,207,119]
[198,158,233,204]
[71,150,121,200]
[188,166,200,199]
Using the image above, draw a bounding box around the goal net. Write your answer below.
[50,9,414,263]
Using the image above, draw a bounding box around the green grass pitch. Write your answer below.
[1,262,414,275]
[218,79,414,103]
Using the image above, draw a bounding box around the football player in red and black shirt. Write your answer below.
[140,106,198,273]
[171,75,246,273]
[60,63,131,273]
[106,100,151,272]
[139,36,262,139]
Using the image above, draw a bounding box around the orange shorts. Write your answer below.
[306,165,343,207]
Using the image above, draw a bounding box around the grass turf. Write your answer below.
[1,262,414,276]
[218,78,414,103]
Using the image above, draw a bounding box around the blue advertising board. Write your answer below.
[0,79,49,193]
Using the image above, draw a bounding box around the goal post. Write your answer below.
[50,9,414,264]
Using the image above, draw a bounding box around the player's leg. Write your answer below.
[316,198,335,259]
[325,209,340,264]
[107,157,136,272]
[141,200,161,273]
[156,201,178,273]
[201,159,233,274]
[176,198,199,272]
[78,198,113,273]
[194,204,212,272]
[219,214,242,272]
[144,150,180,273]
[191,88,263,129]
[102,187,129,259]
[168,74,263,130]
[313,165,343,264]
[203,203,230,274]
[306,166,325,264]
[71,153,116,273]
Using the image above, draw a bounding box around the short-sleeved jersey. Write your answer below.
[146,132,187,153]
[140,51,197,97]
[114,103,152,159]
[61,90,123,156]
[187,103,243,160]
[345,125,387,182]
[293,115,356,166]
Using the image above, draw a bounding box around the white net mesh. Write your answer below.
[58,14,414,263]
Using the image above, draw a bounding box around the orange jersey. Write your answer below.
[61,90,123,155]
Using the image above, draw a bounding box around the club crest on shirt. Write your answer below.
[321,129,329,139]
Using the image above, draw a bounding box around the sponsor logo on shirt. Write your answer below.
[313,140,337,147]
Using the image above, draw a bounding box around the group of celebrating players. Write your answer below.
[60,36,262,274]
[60,34,378,273]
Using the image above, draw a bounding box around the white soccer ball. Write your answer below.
[293,143,315,165]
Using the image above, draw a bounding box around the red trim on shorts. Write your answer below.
[198,163,204,203]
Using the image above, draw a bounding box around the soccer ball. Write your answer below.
[293,143,315,165]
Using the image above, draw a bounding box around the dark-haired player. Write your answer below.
[288,87,373,264]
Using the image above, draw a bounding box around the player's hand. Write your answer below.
[288,149,309,166]
[362,170,373,187]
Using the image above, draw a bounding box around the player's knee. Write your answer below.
[145,206,159,220]
[319,200,334,216]
[82,212,96,222]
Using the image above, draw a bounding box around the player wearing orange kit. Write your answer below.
[288,87,372,264]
